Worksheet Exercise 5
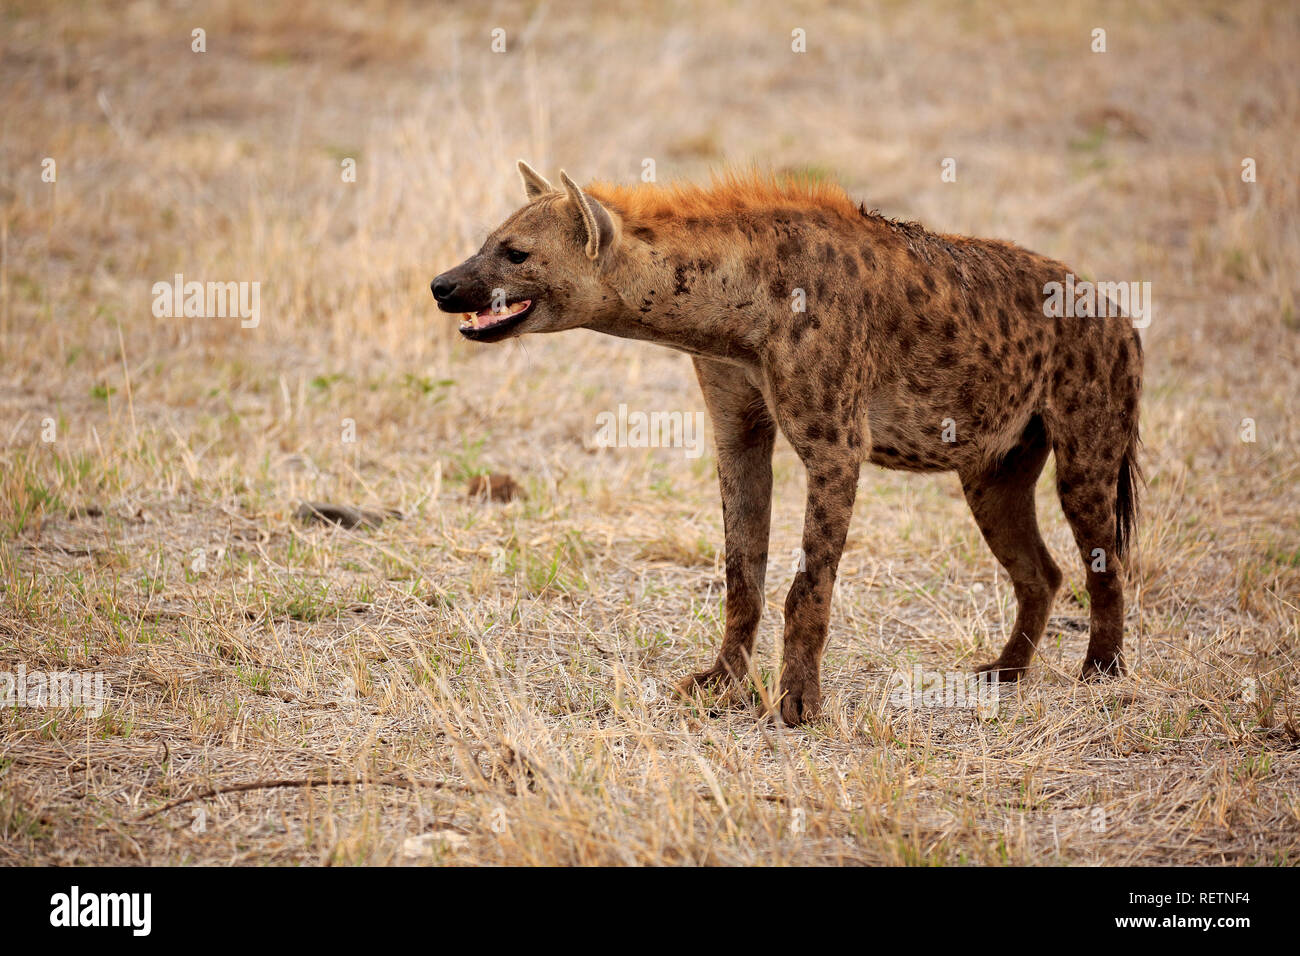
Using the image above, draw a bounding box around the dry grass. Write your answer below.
[1,0,1297,865]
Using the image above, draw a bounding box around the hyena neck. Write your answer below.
[587,236,763,366]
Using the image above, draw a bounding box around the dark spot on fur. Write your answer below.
[1110,353,1127,390]
[882,306,901,337]
[673,265,690,296]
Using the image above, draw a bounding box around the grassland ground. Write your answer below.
[0,0,1297,865]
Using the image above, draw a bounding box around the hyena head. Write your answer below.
[430,161,622,343]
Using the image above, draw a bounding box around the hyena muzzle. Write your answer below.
[432,161,1142,724]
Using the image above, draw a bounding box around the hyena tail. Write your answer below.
[1115,428,1141,563]
[1114,332,1143,564]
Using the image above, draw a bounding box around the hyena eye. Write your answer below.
[504,248,529,264]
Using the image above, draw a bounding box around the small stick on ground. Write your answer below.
[135,774,481,822]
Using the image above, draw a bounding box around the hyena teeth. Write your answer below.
[454,301,533,332]
[468,300,532,328]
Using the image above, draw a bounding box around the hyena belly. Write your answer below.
[863,241,1063,475]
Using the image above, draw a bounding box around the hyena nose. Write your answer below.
[431,275,457,302]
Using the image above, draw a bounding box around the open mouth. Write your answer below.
[459,299,534,340]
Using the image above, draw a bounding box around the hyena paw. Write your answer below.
[1080,653,1126,680]
[675,662,740,699]
[776,676,822,725]
[975,659,1028,683]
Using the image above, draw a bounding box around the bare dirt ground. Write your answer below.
[1,0,1297,865]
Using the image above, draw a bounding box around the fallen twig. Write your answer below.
[135,774,480,822]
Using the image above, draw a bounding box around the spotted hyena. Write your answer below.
[431,162,1142,724]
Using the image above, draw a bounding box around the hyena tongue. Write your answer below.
[464,300,532,330]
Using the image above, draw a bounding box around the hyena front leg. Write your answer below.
[677,358,776,695]
[775,419,863,725]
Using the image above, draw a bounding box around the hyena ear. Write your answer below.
[517,160,553,200]
[559,169,616,260]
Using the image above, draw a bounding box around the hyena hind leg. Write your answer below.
[962,416,1062,682]
[1052,426,1135,680]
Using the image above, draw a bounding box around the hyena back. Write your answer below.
[432,163,1142,724]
